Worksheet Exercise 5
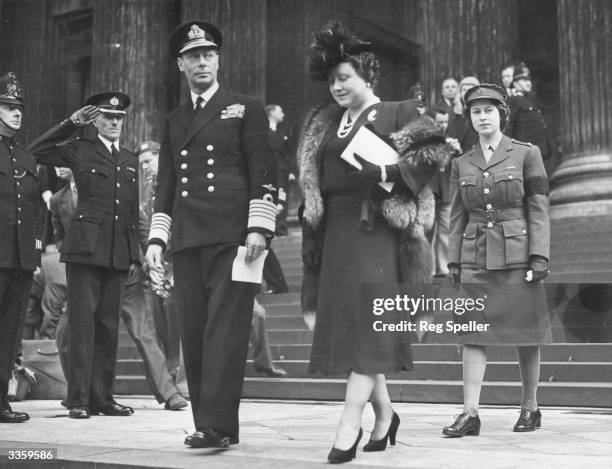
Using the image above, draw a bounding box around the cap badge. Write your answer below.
[188,24,206,40]
[110,96,119,106]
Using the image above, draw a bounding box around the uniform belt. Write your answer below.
[468,207,526,223]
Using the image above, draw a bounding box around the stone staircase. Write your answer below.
[116,215,612,407]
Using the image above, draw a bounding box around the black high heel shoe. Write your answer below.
[327,428,363,464]
[363,411,400,452]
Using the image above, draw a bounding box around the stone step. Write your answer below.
[240,378,612,407]
[257,292,300,306]
[243,359,612,382]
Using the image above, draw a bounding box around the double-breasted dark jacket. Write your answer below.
[152,88,277,252]
[448,135,550,270]
[0,137,42,271]
[29,121,139,270]
[507,93,551,159]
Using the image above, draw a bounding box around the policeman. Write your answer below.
[145,20,277,448]
[0,72,41,423]
[30,92,139,419]
[506,63,551,160]
[407,82,427,115]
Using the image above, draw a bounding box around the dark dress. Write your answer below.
[308,102,414,376]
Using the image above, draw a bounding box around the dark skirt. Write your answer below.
[456,268,552,345]
[308,195,413,376]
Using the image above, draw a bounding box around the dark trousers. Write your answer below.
[263,249,289,293]
[0,269,33,408]
[173,244,256,437]
[64,263,127,409]
[250,308,274,370]
[121,267,178,403]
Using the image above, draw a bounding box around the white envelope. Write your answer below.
[232,246,268,283]
[340,125,400,192]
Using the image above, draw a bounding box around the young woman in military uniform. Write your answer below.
[444,84,552,437]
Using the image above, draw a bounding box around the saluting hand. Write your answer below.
[69,105,100,126]
[244,232,267,263]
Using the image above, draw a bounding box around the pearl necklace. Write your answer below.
[336,98,381,139]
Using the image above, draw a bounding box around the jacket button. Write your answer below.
[91,168,96,173]
[181,177,188,183]
[115,215,119,220]
[181,163,188,169]
[508,175,513,180]
[116,182,120,188]
[483,171,489,177]
[207,159,214,165]
[208,185,215,192]
[487,222,494,228]
[181,149,188,156]
[116,166,120,171]
[522,229,527,234]
[17,220,21,224]
[17,207,21,212]
[486,203,492,210]
[79,214,83,219]
[16,181,20,186]
[115,199,120,204]
[461,181,466,186]
[181,190,188,197]
[207,173,214,179]
[206,145,214,151]
[483,188,490,194]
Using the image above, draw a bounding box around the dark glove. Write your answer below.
[449,265,461,290]
[347,154,382,190]
[526,255,549,283]
[301,216,322,271]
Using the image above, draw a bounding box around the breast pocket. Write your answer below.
[460,223,478,265]
[78,167,110,198]
[493,170,524,205]
[459,175,479,208]
[502,219,529,265]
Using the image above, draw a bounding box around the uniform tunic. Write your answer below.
[448,134,552,345]
[308,101,416,376]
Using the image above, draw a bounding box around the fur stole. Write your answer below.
[297,103,451,286]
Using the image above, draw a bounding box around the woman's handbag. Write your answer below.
[20,339,67,399]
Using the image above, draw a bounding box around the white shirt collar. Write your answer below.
[98,135,119,153]
[479,133,503,154]
[190,82,219,108]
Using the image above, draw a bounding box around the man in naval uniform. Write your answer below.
[145,20,277,448]
[30,92,139,419]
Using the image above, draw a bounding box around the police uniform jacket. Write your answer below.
[506,93,551,159]
[29,120,139,270]
[150,88,277,252]
[0,137,42,271]
[448,135,550,270]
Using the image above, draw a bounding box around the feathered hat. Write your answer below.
[307,20,373,81]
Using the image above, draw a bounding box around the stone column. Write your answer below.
[549,0,612,218]
[90,0,174,150]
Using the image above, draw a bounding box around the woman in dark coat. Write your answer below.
[298,21,448,463]
[444,84,552,437]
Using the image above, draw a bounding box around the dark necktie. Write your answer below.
[111,145,119,160]
[194,96,204,114]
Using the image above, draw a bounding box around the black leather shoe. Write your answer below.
[363,412,400,452]
[328,428,363,464]
[0,408,30,423]
[253,364,288,378]
[442,412,481,437]
[91,402,134,416]
[513,409,541,432]
[190,428,231,448]
[68,407,90,419]
[186,430,237,447]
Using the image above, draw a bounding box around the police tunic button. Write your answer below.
[486,203,492,210]
[116,166,120,171]
[91,169,96,173]
[483,188,490,194]
[181,149,188,156]
[14,170,17,174]
[17,220,21,224]
[483,171,489,177]
[115,215,119,220]
[17,194,21,199]
[487,222,494,228]
[79,214,83,219]
[17,207,21,212]
[207,186,215,192]
[116,182,120,188]
[207,159,214,165]
[522,229,527,234]
[181,163,188,169]
[181,190,188,197]
[508,175,513,180]
[115,199,120,204]
[461,181,466,186]
[207,173,214,179]
[181,177,188,183]
[16,181,19,186]
[206,145,213,151]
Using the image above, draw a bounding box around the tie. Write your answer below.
[483,145,494,164]
[194,96,204,114]
[111,145,119,160]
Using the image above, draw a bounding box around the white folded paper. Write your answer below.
[340,125,400,192]
[232,246,268,283]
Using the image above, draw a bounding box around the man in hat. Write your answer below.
[145,20,277,448]
[29,91,140,419]
[506,63,552,160]
[407,82,427,115]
